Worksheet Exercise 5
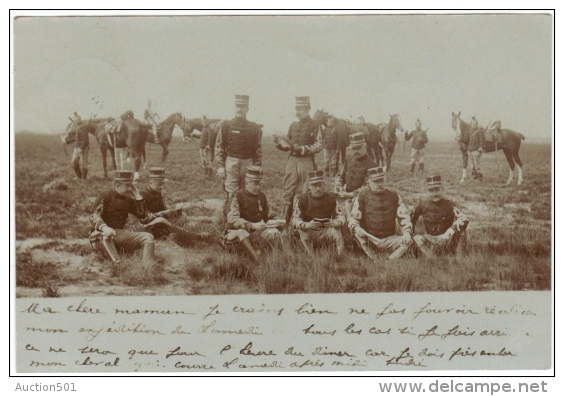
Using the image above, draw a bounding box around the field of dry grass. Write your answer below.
[14,132,552,297]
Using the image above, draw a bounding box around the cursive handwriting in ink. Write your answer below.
[67,299,104,314]
[413,303,478,320]
[296,303,337,315]
[22,302,59,314]
[166,346,204,359]
[302,324,336,336]
[375,303,406,319]
[202,304,223,320]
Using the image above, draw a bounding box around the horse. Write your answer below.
[379,114,404,171]
[180,117,222,142]
[62,118,120,178]
[312,110,354,173]
[145,112,185,162]
[451,112,525,185]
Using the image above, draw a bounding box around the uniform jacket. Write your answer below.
[405,129,428,150]
[75,125,89,151]
[411,197,469,236]
[322,125,338,150]
[216,118,262,166]
[276,116,322,157]
[468,129,485,152]
[292,191,345,230]
[349,188,412,239]
[227,188,269,232]
[200,125,218,151]
[140,187,167,213]
[89,189,151,231]
[335,154,376,193]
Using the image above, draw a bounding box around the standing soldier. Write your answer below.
[334,132,376,217]
[224,166,283,264]
[216,95,263,216]
[273,96,322,226]
[405,119,429,173]
[292,170,345,257]
[140,167,213,246]
[322,115,339,176]
[89,170,160,267]
[348,167,413,260]
[71,123,89,180]
[145,99,160,144]
[468,121,485,180]
[199,116,214,175]
[411,175,469,258]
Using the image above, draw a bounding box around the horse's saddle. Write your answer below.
[105,119,122,135]
[484,129,503,144]
[104,120,127,147]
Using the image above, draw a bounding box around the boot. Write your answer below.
[459,168,467,184]
[282,203,293,229]
[410,163,415,173]
[73,160,82,179]
[239,237,261,263]
[100,236,122,264]
[418,163,424,173]
[141,241,160,268]
[81,168,88,180]
[387,244,409,260]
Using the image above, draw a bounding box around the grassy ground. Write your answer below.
[14,133,552,297]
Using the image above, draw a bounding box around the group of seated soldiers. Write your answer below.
[89,134,469,267]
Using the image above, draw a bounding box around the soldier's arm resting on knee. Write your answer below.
[227,196,255,232]
[89,195,115,236]
[451,205,470,234]
[348,196,364,235]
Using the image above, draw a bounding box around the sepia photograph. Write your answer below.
[11,10,553,375]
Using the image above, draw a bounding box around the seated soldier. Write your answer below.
[411,175,469,259]
[292,170,345,257]
[334,132,376,217]
[224,166,283,264]
[348,167,413,260]
[89,170,160,268]
[141,167,213,246]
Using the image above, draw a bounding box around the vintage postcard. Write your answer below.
[11,11,553,376]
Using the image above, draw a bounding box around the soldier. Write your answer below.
[334,132,376,217]
[348,167,413,260]
[322,115,338,176]
[405,119,429,173]
[224,166,283,264]
[72,111,82,124]
[89,170,160,267]
[216,95,263,216]
[140,167,213,246]
[411,175,469,258]
[144,99,160,143]
[273,96,322,226]
[468,121,485,180]
[199,116,217,176]
[71,123,89,180]
[292,170,345,257]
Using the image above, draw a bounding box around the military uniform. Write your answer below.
[276,96,322,225]
[224,167,281,262]
[468,127,485,180]
[144,100,159,142]
[335,133,375,217]
[71,124,89,180]
[322,120,338,176]
[348,167,413,260]
[89,171,155,265]
[405,120,428,173]
[216,95,263,213]
[199,117,218,175]
[292,171,345,256]
[411,175,469,257]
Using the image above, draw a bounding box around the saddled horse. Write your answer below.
[379,114,404,171]
[312,110,354,173]
[180,117,222,142]
[180,118,223,174]
[452,112,525,185]
[145,112,185,162]
[63,116,148,180]
[62,118,120,178]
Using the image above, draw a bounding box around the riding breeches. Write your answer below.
[410,147,425,165]
[323,149,338,175]
[71,147,89,169]
[469,150,482,173]
[283,155,316,204]
[224,156,253,196]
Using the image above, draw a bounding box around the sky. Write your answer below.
[13,12,553,140]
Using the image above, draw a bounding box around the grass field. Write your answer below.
[14,132,552,297]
